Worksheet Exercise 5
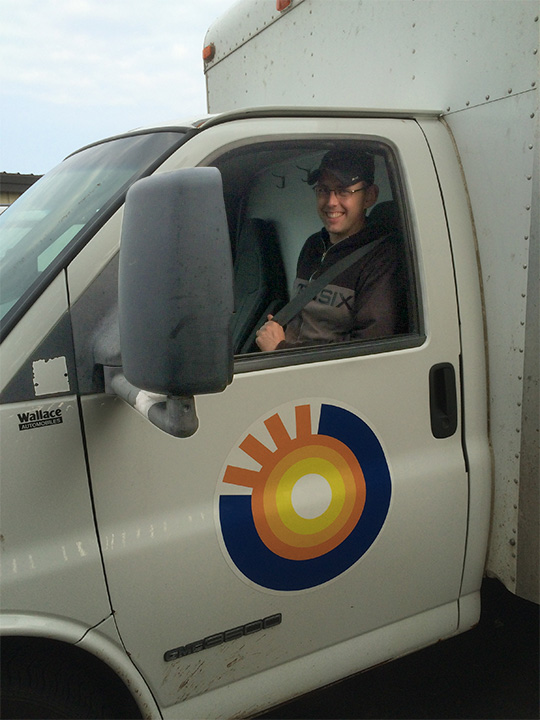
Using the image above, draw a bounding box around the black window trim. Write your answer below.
[234,332,427,374]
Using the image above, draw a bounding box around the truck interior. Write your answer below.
[210,139,418,355]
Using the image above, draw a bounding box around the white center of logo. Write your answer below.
[291,473,333,519]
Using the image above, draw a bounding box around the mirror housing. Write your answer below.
[118,167,234,397]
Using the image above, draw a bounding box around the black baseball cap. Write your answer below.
[308,149,375,187]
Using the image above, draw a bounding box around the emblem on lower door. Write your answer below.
[216,401,391,592]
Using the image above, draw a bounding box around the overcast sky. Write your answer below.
[1,0,239,175]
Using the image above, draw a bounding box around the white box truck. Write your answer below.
[0,1,537,718]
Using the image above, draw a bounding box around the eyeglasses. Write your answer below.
[313,184,369,199]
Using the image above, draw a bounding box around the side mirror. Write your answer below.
[111,167,234,436]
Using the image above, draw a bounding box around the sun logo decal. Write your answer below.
[216,402,391,591]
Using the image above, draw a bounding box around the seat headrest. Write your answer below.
[367,201,400,234]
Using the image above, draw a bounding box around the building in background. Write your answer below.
[0,172,41,213]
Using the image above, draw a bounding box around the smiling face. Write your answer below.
[316,170,379,244]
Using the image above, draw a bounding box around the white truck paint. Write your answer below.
[204,0,539,603]
[0,1,537,719]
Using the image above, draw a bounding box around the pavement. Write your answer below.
[257,579,539,719]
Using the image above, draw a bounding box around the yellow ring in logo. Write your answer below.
[253,436,366,561]
[275,455,346,535]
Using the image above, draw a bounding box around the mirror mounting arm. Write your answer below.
[104,366,199,438]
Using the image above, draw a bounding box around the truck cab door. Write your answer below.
[75,116,471,718]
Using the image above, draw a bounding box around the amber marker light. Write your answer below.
[202,43,215,62]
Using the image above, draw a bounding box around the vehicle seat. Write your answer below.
[367,200,400,233]
[368,200,411,334]
[232,218,288,354]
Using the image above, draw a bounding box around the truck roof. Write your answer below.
[198,106,442,130]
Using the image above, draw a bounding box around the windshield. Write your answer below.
[0,130,185,333]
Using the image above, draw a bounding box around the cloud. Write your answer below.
[1,0,238,172]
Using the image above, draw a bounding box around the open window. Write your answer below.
[212,138,422,368]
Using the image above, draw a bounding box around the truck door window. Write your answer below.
[213,140,421,368]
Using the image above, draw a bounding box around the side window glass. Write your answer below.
[213,141,421,366]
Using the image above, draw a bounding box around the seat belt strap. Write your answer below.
[272,234,387,327]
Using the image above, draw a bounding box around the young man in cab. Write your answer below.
[256,149,406,351]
